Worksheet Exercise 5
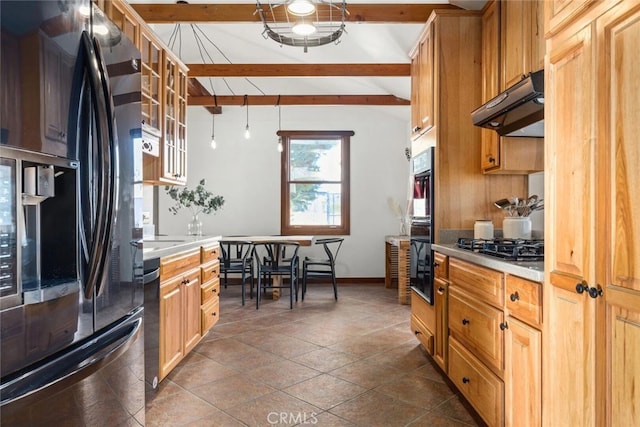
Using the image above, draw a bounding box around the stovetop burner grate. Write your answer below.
[457,238,544,261]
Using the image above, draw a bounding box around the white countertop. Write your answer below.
[432,243,544,282]
[143,235,221,260]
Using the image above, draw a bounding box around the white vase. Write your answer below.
[187,214,203,236]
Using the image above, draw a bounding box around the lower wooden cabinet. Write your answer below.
[411,290,435,355]
[157,242,220,382]
[413,253,543,427]
[449,336,504,427]
[505,316,541,427]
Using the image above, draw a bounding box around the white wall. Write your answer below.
[155,104,412,278]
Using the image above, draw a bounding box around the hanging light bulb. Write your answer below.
[211,96,217,149]
[277,136,283,153]
[244,95,251,139]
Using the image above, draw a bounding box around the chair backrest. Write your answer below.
[316,237,344,265]
[220,240,253,267]
[252,241,300,268]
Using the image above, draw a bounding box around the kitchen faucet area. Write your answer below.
[1,0,638,426]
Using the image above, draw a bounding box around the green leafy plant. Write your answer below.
[165,179,225,216]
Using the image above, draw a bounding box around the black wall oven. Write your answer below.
[410,147,435,304]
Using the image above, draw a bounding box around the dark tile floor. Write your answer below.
[145,282,481,427]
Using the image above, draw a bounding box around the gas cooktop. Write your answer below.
[456,237,544,262]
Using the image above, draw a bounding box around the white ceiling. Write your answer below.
[128,0,486,102]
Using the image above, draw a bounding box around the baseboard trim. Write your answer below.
[220,277,385,285]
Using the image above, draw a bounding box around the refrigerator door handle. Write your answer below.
[79,31,112,300]
[0,307,143,409]
[92,36,119,298]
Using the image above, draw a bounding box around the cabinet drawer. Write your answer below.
[201,243,220,264]
[160,248,200,278]
[449,287,504,375]
[449,336,504,427]
[201,298,219,333]
[411,314,434,355]
[201,260,220,283]
[506,275,542,327]
[411,289,435,334]
[201,277,220,305]
[449,258,504,308]
[434,252,449,279]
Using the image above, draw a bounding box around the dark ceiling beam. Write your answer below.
[187,78,221,114]
[131,3,460,24]
[186,63,410,77]
[189,94,410,106]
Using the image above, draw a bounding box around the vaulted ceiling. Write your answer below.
[128,1,486,109]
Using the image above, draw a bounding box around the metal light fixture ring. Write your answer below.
[257,0,348,52]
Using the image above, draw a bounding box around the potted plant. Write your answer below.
[165,179,224,236]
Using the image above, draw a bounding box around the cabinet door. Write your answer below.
[598,3,640,424]
[183,269,201,354]
[107,0,139,45]
[544,22,598,427]
[410,53,421,136]
[417,22,434,134]
[505,317,541,427]
[139,27,162,134]
[481,0,501,171]
[501,0,529,89]
[545,0,598,36]
[159,277,183,381]
[433,278,448,372]
[175,65,188,183]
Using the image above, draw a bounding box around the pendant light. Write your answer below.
[210,96,217,149]
[277,96,283,152]
[244,94,251,140]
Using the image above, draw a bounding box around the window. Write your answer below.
[280,130,353,235]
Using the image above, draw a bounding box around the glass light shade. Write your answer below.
[210,136,216,149]
[292,22,317,36]
[277,137,283,152]
[287,0,315,16]
[244,125,251,139]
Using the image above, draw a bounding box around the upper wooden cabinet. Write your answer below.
[409,23,434,140]
[543,0,640,425]
[158,55,188,185]
[501,0,544,90]
[98,0,190,186]
[480,0,544,175]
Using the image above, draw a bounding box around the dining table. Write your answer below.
[219,235,314,300]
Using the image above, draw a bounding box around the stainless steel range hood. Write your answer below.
[472,69,544,137]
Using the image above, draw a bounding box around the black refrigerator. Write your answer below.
[0,1,145,425]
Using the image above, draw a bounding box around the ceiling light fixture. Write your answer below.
[256,0,348,53]
[244,95,251,140]
[287,0,315,16]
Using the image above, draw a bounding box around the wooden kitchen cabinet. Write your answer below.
[411,290,435,355]
[103,0,140,45]
[480,0,544,174]
[200,243,220,334]
[501,0,544,90]
[158,248,201,381]
[544,0,640,425]
[504,275,542,427]
[139,27,163,137]
[409,22,434,140]
[409,9,528,232]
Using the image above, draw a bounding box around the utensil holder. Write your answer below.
[503,217,532,240]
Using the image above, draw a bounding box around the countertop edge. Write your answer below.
[143,235,221,261]
[432,243,544,283]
